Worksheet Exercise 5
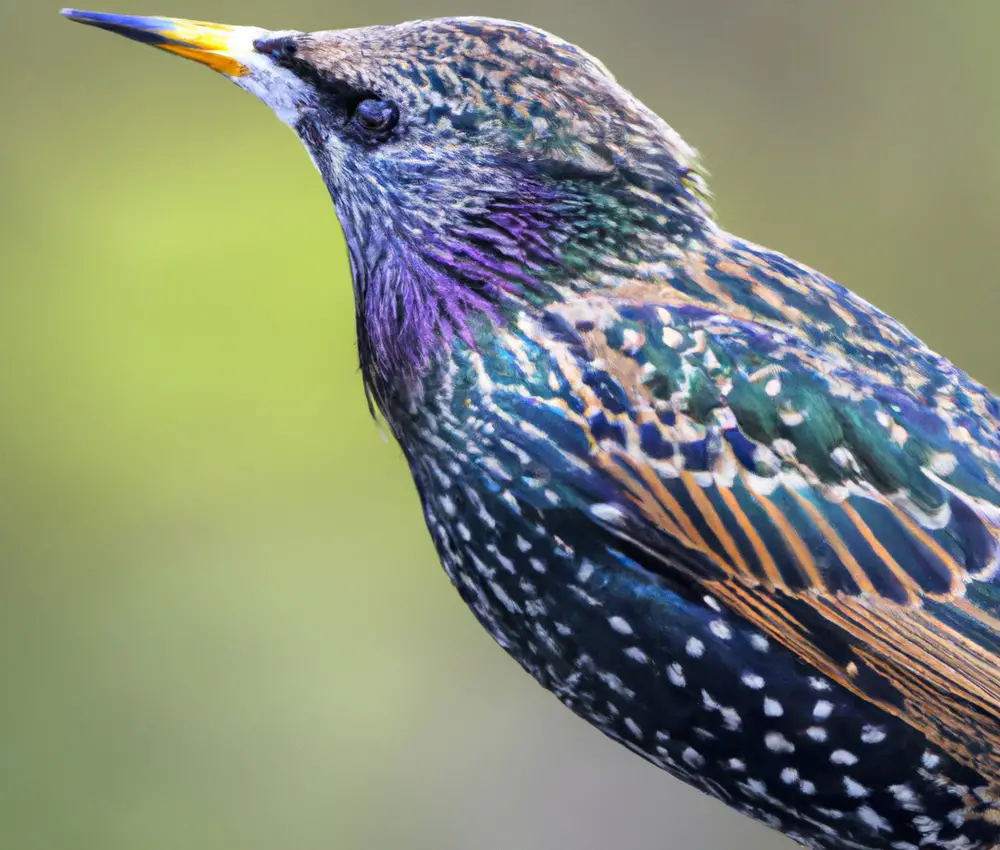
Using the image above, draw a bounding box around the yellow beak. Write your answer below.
[60,9,252,77]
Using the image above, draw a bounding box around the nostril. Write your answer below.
[253,35,297,62]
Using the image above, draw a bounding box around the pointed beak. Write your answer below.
[60,9,258,77]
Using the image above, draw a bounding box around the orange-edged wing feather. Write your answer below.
[515,233,1000,787]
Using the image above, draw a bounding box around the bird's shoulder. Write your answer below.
[475,230,1000,784]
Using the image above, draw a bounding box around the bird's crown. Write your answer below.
[269,17,697,182]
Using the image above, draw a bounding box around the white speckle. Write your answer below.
[844,777,870,798]
[824,483,851,503]
[502,490,522,513]
[489,581,522,614]
[624,717,643,739]
[544,489,560,505]
[682,747,705,768]
[457,523,472,541]
[750,634,770,652]
[752,443,781,472]
[922,751,941,770]
[780,767,799,784]
[720,707,742,731]
[667,663,686,687]
[592,503,626,523]
[763,697,784,717]
[701,690,719,710]
[808,677,831,691]
[470,552,495,579]
[571,585,602,606]
[857,805,891,831]
[525,599,547,617]
[703,594,722,612]
[800,780,816,795]
[928,451,958,476]
[481,457,510,481]
[555,622,572,636]
[686,637,705,657]
[779,409,806,427]
[655,730,670,742]
[861,725,886,744]
[623,646,649,664]
[831,447,858,469]
[765,732,795,754]
[890,843,918,850]
[693,471,714,488]
[709,619,732,640]
[531,116,550,134]
[913,815,941,834]
[765,378,782,397]
[806,726,828,742]
[727,758,746,772]
[622,328,643,352]
[609,615,633,635]
[662,327,684,348]
[529,558,547,574]
[746,471,779,495]
[889,784,917,804]
[599,672,633,698]
[831,749,859,766]
[488,544,516,573]
[772,438,797,458]
[532,621,557,650]
[516,536,532,552]
[813,700,834,720]
[577,560,595,582]
[816,807,845,820]
[876,410,891,428]
[741,672,765,690]
[947,809,966,829]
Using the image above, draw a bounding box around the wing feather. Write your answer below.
[505,242,1000,782]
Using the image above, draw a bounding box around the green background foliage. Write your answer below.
[4,2,1000,847]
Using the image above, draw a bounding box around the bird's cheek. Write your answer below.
[295,110,325,151]
[293,116,351,190]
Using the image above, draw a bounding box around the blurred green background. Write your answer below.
[4,1,1000,848]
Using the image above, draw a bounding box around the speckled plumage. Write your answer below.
[66,12,1000,849]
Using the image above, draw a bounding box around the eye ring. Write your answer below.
[351,98,400,137]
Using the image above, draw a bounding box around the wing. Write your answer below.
[503,233,1000,786]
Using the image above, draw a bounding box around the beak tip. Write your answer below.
[59,9,111,27]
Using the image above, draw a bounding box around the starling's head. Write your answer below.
[63,11,711,408]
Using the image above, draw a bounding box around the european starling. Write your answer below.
[62,10,1000,850]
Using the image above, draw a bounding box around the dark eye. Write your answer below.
[351,98,399,137]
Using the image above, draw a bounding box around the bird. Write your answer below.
[61,9,1000,850]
